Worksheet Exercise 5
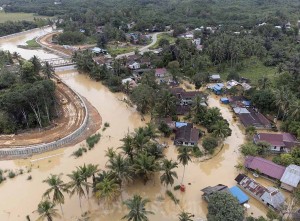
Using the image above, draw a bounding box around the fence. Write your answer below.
[0,75,89,159]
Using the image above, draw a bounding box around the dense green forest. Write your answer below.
[0,52,57,133]
[2,0,300,27]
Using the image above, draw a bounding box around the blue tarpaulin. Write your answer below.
[175,122,188,128]
[220,98,229,104]
[229,186,249,204]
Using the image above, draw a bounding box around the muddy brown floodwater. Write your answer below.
[0,29,270,221]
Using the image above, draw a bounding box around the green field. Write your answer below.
[107,45,138,57]
[150,33,176,49]
[0,11,48,23]
[25,38,41,48]
[216,57,277,84]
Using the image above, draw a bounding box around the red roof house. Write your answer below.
[155,68,167,78]
[245,156,286,180]
[254,133,299,153]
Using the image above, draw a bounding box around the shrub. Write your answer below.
[104,122,110,127]
[202,137,218,154]
[27,175,32,180]
[8,171,16,178]
[158,121,172,137]
[192,146,203,157]
[86,133,101,148]
[174,185,181,191]
[72,148,84,158]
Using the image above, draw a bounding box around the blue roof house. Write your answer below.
[213,83,224,95]
[229,186,249,204]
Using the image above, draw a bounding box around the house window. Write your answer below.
[191,143,194,146]
[274,146,277,149]
[185,142,188,145]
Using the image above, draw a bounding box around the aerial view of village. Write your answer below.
[1,0,300,221]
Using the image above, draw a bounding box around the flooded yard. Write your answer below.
[0,29,271,221]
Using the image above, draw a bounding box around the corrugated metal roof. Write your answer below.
[280,165,300,187]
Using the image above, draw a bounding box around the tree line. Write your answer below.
[0,52,57,133]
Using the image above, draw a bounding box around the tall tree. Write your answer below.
[36,200,60,221]
[133,153,159,184]
[160,159,178,188]
[122,195,154,221]
[211,120,232,139]
[43,174,68,214]
[177,146,192,184]
[95,176,120,206]
[67,170,90,209]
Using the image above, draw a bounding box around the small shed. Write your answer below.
[210,74,221,82]
[280,165,300,191]
[229,186,249,205]
[220,97,229,104]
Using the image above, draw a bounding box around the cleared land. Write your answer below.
[0,11,49,23]
[149,33,176,49]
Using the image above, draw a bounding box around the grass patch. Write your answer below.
[217,57,276,84]
[150,33,176,49]
[0,11,49,23]
[26,38,41,48]
[107,44,137,57]
[72,147,87,158]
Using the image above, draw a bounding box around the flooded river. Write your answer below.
[0,29,269,220]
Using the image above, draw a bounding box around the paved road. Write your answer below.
[116,32,166,59]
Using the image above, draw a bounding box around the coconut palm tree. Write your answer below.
[133,153,159,184]
[77,164,99,197]
[95,176,120,206]
[43,174,68,214]
[120,134,134,162]
[257,77,271,89]
[106,153,133,187]
[122,195,154,221]
[36,200,60,221]
[178,211,193,221]
[160,159,178,188]
[156,90,177,118]
[67,170,90,209]
[42,62,54,79]
[105,147,117,159]
[211,120,232,139]
[177,146,192,184]
[143,123,159,140]
[133,130,150,153]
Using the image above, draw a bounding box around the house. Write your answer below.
[176,105,191,115]
[128,61,140,70]
[212,83,224,95]
[170,88,207,106]
[235,174,285,211]
[241,82,251,91]
[226,80,239,89]
[244,156,286,180]
[237,108,272,129]
[192,38,201,46]
[230,96,251,108]
[280,165,300,191]
[285,22,291,29]
[140,57,151,67]
[91,47,106,55]
[96,26,104,34]
[254,133,298,152]
[155,68,167,78]
[229,186,249,205]
[93,56,112,67]
[121,78,137,88]
[174,123,199,146]
[201,184,229,201]
[209,74,221,82]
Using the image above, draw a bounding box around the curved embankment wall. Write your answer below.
[0,26,51,40]
[35,31,71,58]
[0,75,89,159]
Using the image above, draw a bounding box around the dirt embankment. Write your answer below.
[38,32,96,56]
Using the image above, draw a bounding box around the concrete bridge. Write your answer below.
[42,57,75,67]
